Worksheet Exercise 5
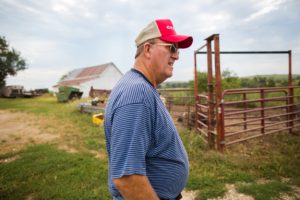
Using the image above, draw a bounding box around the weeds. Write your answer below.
[179,128,300,199]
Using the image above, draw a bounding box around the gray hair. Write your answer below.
[135,38,156,59]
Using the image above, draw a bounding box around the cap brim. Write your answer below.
[160,35,193,48]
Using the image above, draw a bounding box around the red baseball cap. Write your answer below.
[135,19,193,48]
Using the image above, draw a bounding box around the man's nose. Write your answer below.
[172,52,179,60]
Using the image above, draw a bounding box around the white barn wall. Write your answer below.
[79,66,123,97]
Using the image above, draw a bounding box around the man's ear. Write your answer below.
[143,43,152,59]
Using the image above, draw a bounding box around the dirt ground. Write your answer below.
[0,110,59,155]
[1,110,299,200]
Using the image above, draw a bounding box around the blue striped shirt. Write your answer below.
[104,69,189,199]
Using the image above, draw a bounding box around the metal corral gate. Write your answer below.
[194,34,300,150]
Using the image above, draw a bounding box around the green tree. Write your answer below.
[189,71,208,93]
[241,77,256,88]
[189,69,241,93]
[278,79,288,86]
[222,69,240,90]
[267,77,276,87]
[0,36,26,87]
[254,76,267,87]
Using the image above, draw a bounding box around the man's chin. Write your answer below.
[165,73,172,79]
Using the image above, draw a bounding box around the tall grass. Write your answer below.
[179,128,300,200]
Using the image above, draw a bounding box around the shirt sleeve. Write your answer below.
[110,103,152,179]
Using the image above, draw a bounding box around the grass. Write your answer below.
[0,96,109,199]
[1,96,300,200]
[236,181,292,200]
[0,144,110,200]
[179,128,300,200]
[0,95,105,152]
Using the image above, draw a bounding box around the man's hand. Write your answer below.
[113,174,160,200]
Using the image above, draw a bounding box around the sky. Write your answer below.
[1,0,300,90]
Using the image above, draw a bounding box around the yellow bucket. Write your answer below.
[92,113,104,126]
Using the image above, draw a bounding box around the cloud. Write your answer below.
[51,0,97,20]
[5,35,74,70]
[0,0,42,16]
[194,12,232,33]
[6,68,68,90]
[2,0,300,90]
[244,0,286,22]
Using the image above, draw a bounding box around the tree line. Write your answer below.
[162,69,300,93]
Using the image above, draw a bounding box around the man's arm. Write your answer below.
[113,174,159,200]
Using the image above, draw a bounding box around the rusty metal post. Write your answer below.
[260,89,265,134]
[220,94,226,148]
[194,51,199,99]
[286,91,289,127]
[194,51,199,130]
[206,38,215,148]
[198,97,202,129]
[196,95,201,130]
[243,93,247,130]
[288,50,292,86]
[288,50,294,133]
[213,34,225,151]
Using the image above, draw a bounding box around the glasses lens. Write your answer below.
[170,45,177,53]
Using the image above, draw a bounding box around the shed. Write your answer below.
[54,62,123,97]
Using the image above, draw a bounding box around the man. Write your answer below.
[104,19,193,200]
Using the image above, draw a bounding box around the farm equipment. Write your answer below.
[56,86,83,102]
[0,85,41,98]
[1,85,25,98]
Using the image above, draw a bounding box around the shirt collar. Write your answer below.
[131,68,155,87]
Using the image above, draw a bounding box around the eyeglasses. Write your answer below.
[154,43,179,54]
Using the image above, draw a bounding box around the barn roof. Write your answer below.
[57,62,122,86]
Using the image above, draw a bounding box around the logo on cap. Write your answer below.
[166,25,174,30]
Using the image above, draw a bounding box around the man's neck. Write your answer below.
[133,59,157,88]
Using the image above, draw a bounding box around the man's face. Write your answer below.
[150,39,179,84]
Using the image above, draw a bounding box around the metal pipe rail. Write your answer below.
[224,103,300,116]
[193,34,297,150]
[223,86,298,94]
[225,110,300,127]
[223,96,300,106]
[220,86,300,147]
[226,118,299,137]
[225,124,300,146]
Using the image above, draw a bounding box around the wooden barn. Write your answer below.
[54,62,123,97]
